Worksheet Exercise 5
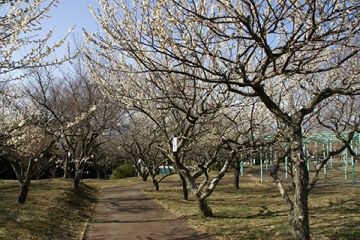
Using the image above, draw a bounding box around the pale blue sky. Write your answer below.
[43,0,100,51]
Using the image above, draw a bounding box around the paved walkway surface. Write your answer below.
[84,184,217,240]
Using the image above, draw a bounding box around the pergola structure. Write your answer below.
[241,131,360,183]
[303,131,360,182]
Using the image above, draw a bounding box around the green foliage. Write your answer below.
[111,164,136,179]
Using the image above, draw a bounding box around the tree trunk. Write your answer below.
[18,180,30,204]
[96,168,101,180]
[17,159,34,204]
[152,178,159,191]
[74,170,82,189]
[233,161,240,189]
[233,168,240,189]
[289,126,310,240]
[63,158,70,178]
[290,162,310,240]
[139,171,149,181]
[198,197,213,217]
[179,173,188,200]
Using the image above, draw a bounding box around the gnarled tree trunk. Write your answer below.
[289,126,310,240]
[74,169,82,189]
[152,178,159,191]
[18,180,31,204]
[290,160,310,239]
[63,157,70,178]
[233,160,240,189]
[17,159,34,204]
[197,197,213,217]
[179,172,188,200]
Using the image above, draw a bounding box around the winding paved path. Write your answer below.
[84,184,216,240]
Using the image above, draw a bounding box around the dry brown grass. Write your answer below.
[143,166,360,240]
[0,178,98,240]
[4,166,355,240]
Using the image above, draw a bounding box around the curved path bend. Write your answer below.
[84,185,216,240]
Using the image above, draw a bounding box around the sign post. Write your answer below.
[172,137,178,153]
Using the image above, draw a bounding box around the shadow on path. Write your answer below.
[84,185,216,240]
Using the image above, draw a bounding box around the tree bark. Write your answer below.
[152,178,159,191]
[141,173,149,181]
[289,126,310,240]
[290,162,310,239]
[74,170,82,189]
[17,159,34,204]
[63,158,70,178]
[233,161,240,189]
[197,198,213,217]
[179,172,188,200]
[18,180,30,204]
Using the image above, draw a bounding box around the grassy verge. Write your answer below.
[84,177,140,189]
[143,172,360,240]
[0,178,98,240]
[3,173,354,239]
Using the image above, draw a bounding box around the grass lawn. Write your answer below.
[142,167,360,240]
[1,165,358,240]
[0,178,98,240]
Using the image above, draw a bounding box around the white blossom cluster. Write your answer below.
[0,0,72,81]
[85,0,359,119]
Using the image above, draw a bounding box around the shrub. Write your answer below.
[111,164,136,179]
